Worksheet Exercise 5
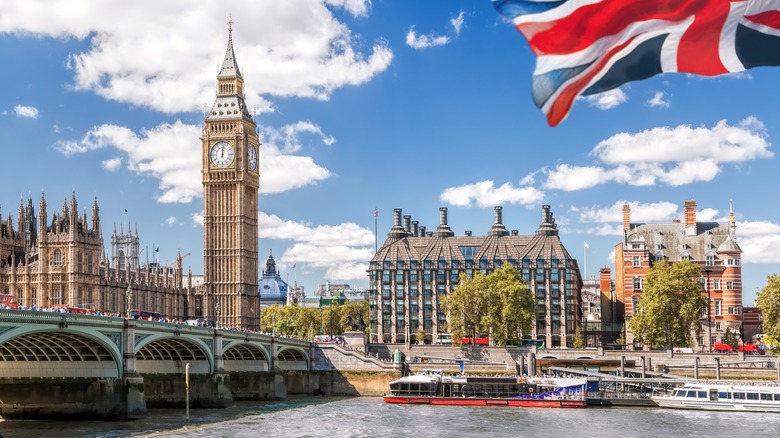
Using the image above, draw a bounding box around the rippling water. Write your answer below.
[4,396,780,438]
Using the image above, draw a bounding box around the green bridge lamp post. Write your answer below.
[702,265,714,352]
[125,285,133,319]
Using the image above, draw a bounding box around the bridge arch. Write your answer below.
[223,342,270,372]
[135,336,212,374]
[276,346,309,371]
[0,329,121,378]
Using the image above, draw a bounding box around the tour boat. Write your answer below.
[651,381,780,412]
[384,369,587,408]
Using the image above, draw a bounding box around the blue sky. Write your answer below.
[1,0,778,304]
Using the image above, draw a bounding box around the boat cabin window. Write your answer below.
[747,393,759,400]
[761,394,771,400]
[718,391,729,399]
[686,391,699,398]
[774,394,780,401]
[734,392,746,400]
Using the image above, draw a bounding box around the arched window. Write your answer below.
[632,295,642,315]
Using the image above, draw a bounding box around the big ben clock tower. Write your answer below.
[202,20,260,330]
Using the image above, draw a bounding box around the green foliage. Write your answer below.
[628,260,707,349]
[416,327,427,344]
[722,327,740,349]
[442,263,535,346]
[573,327,586,348]
[258,300,369,338]
[756,274,780,341]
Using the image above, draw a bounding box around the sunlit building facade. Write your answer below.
[368,205,583,347]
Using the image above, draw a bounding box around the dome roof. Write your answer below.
[717,236,742,253]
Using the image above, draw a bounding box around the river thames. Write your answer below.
[3,396,780,437]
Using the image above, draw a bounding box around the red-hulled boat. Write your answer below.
[384,369,587,408]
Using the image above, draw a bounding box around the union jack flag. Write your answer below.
[493,0,780,126]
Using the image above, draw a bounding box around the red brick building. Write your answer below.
[616,200,743,350]
[742,307,763,343]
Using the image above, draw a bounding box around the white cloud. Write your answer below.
[543,165,609,191]
[440,180,544,208]
[741,235,780,264]
[191,212,204,226]
[406,26,449,49]
[451,11,465,36]
[324,0,371,17]
[697,208,720,222]
[1,1,392,114]
[259,211,374,246]
[738,220,780,236]
[541,118,773,191]
[102,157,122,171]
[14,105,39,119]
[259,211,374,281]
[261,121,335,154]
[281,244,373,280]
[55,120,334,202]
[592,118,772,165]
[574,200,679,223]
[581,88,627,110]
[647,91,671,108]
[165,216,177,226]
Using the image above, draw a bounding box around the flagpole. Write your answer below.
[374,207,378,254]
[583,241,588,279]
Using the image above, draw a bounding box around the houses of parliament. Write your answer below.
[0,23,262,329]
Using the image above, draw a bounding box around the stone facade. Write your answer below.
[368,205,583,347]
[617,200,743,350]
[0,193,194,317]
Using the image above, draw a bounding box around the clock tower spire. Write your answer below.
[201,19,260,330]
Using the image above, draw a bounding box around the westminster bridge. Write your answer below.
[0,309,315,420]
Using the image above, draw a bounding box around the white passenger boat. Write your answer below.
[652,382,780,412]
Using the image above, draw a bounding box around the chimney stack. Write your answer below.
[412,220,419,237]
[684,200,697,236]
[388,208,408,238]
[434,207,454,237]
[403,215,411,233]
[488,206,510,236]
[622,204,631,231]
[684,200,697,226]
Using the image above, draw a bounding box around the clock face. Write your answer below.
[210,141,234,168]
[248,144,258,171]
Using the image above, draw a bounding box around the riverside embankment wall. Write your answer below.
[312,344,780,395]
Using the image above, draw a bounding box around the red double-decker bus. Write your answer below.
[461,337,489,346]
[0,294,18,309]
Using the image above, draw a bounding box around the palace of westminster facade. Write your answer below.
[0,23,261,329]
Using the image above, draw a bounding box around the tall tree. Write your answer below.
[442,264,535,346]
[442,270,487,344]
[756,274,780,341]
[628,260,707,349]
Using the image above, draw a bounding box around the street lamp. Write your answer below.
[125,285,133,318]
[702,265,714,352]
[215,299,221,329]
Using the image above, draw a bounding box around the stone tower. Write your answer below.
[201,20,260,329]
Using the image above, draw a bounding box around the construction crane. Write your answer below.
[166,252,191,268]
